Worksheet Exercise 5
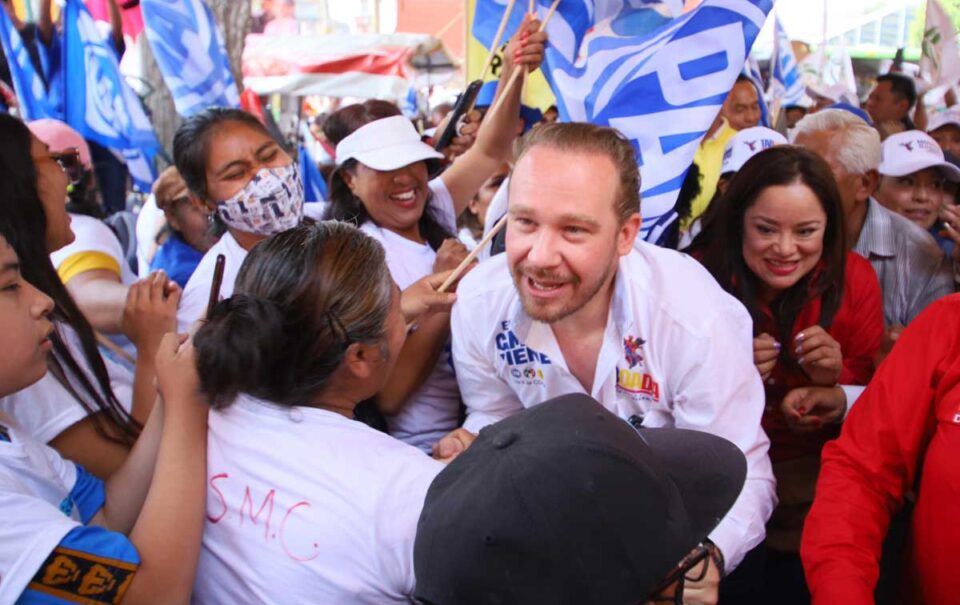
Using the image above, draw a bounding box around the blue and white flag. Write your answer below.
[535,0,772,243]
[769,17,804,106]
[473,0,681,49]
[140,0,240,117]
[62,0,161,191]
[0,8,58,120]
[744,56,770,127]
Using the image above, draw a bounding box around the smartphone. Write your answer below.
[433,79,483,152]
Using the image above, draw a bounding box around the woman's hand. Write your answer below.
[433,238,472,273]
[437,109,482,162]
[121,271,181,359]
[154,333,202,411]
[753,332,779,382]
[781,386,846,433]
[795,325,842,386]
[401,270,458,325]
[504,14,548,73]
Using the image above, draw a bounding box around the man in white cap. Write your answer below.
[927,107,960,157]
[874,130,960,236]
[444,122,776,603]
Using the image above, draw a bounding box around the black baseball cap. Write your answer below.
[413,393,746,605]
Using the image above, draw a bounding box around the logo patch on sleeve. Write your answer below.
[28,546,137,604]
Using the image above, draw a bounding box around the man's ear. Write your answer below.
[858,170,880,203]
[617,213,641,256]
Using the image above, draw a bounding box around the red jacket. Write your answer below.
[760,252,883,462]
[801,295,960,604]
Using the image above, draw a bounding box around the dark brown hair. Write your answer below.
[0,114,138,445]
[194,222,393,408]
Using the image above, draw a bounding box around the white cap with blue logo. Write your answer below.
[721,126,789,175]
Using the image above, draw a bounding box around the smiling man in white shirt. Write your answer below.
[448,123,775,598]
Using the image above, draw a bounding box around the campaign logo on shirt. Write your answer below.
[623,335,645,368]
[616,334,660,403]
[497,321,551,386]
[616,367,661,402]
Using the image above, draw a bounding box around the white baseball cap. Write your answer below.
[927,108,960,134]
[878,130,960,182]
[721,127,789,174]
[335,115,443,170]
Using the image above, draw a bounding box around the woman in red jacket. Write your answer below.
[801,294,960,604]
[689,146,884,603]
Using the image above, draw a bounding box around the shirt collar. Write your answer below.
[856,198,896,258]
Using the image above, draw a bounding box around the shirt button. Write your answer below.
[289,408,304,423]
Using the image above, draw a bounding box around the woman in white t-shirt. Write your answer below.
[321,21,546,451]
[191,222,454,604]
[0,114,179,478]
[0,230,210,605]
[172,108,306,333]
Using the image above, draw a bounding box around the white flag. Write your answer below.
[920,0,960,90]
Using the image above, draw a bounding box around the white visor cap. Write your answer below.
[335,115,444,171]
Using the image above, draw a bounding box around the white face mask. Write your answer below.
[217,163,304,236]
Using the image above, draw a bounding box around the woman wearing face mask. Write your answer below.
[323,18,546,452]
[191,222,457,604]
[173,108,306,332]
[0,114,179,478]
[688,146,884,603]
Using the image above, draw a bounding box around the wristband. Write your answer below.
[704,539,725,576]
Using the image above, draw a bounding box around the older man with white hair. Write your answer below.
[793,109,953,330]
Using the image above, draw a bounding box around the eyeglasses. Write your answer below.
[644,543,712,605]
[51,148,84,184]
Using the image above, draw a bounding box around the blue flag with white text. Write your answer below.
[62,0,160,191]
[140,0,240,117]
[770,17,804,106]
[532,0,772,243]
[0,8,57,120]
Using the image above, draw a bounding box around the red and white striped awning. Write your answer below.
[242,33,459,99]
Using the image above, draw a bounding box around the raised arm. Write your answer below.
[440,15,546,216]
[90,334,208,605]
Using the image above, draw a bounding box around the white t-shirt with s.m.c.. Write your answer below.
[192,395,442,605]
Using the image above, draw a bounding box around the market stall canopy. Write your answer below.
[242,33,459,99]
